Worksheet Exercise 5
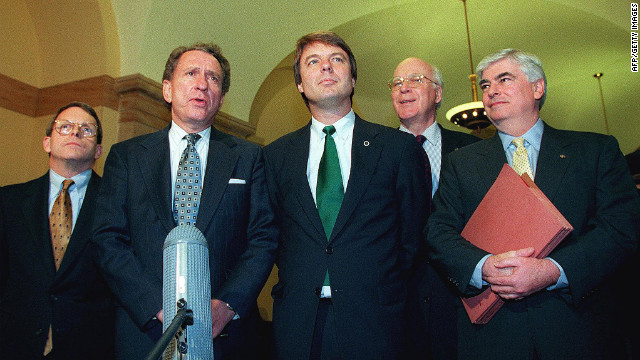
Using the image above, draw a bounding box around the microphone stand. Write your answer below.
[145,299,194,360]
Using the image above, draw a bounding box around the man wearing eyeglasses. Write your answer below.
[390,57,479,360]
[0,102,115,359]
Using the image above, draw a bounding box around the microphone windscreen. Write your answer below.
[163,225,213,359]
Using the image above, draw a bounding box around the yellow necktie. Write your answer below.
[512,137,534,179]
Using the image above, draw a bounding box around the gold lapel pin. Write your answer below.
[560,154,567,159]
[363,140,370,146]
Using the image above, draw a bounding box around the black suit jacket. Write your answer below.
[92,126,278,359]
[0,171,115,359]
[407,124,479,360]
[426,123,640,359]
[264,115,429,360]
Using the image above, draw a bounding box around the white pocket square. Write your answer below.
[228,178,246,184]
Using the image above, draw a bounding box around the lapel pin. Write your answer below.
[363,140,370,146]
[560,154,567,159]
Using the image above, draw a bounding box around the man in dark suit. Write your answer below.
[390,57,479,359]
[426,48,640,359]
[92,43,278,359]
[263,31,428,359]
[0,102,115,359]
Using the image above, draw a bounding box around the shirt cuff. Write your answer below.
[545,257,568,290]
[470,254,492,289]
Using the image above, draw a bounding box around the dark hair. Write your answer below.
[293,31,357,106]
[46,102,102,144]
[163,42,231,101]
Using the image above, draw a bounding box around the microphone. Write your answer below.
[162,225,213,359]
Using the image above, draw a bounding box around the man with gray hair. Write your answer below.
[425,48,639,359]
[93,43,278,359]
[390,57,478,359]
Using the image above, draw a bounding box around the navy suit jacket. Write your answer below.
[426,122,640,359]
[407,124,479,360]
[92,126,278,359]
[264,115,429,360]
[0,171,115,359]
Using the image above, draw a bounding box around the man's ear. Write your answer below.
[533,78,545,100]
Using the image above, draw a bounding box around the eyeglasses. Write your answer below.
[388,74,436,91]
[53,120,98,138]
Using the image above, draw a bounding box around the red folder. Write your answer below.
[460,164,573,324]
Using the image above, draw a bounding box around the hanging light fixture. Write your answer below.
[445,0,491,130]
[593,72,610,135]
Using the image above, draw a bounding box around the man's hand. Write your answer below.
[483,247,560,300]
[211,299,235,338]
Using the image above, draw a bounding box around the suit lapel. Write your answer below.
[533,124,571,202]
[137,127,174,234]
[330,116,381,242]
[472,134,508,192]
[21,174,56,275]
[195,127,239,233]
[287,124,327,241]
[55,172,100,278]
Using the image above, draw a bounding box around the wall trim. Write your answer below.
[0,72,258,143]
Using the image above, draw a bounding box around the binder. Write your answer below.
[460,164,573,324]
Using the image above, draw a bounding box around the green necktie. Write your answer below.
[317,125,344,239]
[316,125,344,287]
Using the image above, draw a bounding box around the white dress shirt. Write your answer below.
[307,110,355,203]
[168,121,211,190]
[400,122,441,198]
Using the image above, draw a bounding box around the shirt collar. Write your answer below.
[169,121,211,145]
[498,118,544,152]
[310,109,355,140]
[49,168,92,192]
[399,121,441,146]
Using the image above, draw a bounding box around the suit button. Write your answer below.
[423,296,431,303]
[50,295,58,301]
[35,328,44,336]
[325,246,333,254]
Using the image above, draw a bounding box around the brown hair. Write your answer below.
[46,102,103,144]
[293,31,357,106]
[162,42,231,101]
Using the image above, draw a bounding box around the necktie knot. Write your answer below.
[323,125,336,137]
[185,133,201,146]
[61,179,74,191]
[512,137,525,148]
[416,135,427,146]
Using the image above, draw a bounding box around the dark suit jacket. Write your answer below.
[426,122,640,359]
[92,125,278,359]
[407,124,479,360]
[264,115,429,360]
[0,171,115,359]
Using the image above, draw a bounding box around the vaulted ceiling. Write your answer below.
[7,0,639,152]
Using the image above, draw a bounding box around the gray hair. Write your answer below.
[475,49,547,109]
[429,64,444,110]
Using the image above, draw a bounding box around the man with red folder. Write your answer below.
[426,48,640,359]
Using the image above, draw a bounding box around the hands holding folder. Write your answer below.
[482,246,561,301]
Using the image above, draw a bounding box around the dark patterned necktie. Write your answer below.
[174,134,202,226]
[416,135,433,199]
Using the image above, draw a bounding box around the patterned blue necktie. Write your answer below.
[174,134,202,226]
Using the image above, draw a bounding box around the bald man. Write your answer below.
[390,57,479,359]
